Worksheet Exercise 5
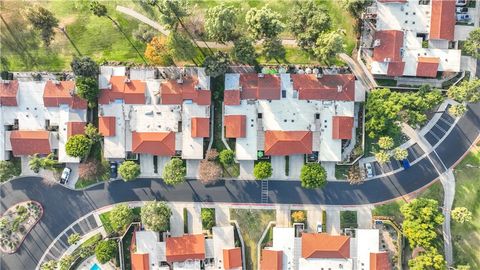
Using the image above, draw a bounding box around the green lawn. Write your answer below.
[451,149,480,269]
[230,209,276,270]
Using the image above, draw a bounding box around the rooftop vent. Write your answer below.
[54,80,61,85]
[124,78,131,83]
[373,39,381,47]
[1,80,10,84]
[316,73,323,79]
[107,83,112,90]
[69,89,75,96]
[177,78,184,84]
[194,84,201,90]
[258,73,264,78]
[337,85,343,92]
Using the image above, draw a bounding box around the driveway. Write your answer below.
[288,155,304,179]
[238,160,254,180]
[326,209,340,235]
[271,156,286,179]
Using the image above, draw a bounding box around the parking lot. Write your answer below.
[366,143,425,178]
[424,110,456,147]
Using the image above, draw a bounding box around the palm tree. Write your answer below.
[90,1,147,64]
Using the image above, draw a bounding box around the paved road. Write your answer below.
[1,103,479,270]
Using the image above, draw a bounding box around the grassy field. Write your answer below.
[1,0,357,71]
[451,148,480,269]
[230,209,276,270]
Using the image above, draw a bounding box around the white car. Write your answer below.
[60,167,71,184]
[456,13,471,21]
[365,163,374,178]
[316,223,323,233]
[456,0,467,6]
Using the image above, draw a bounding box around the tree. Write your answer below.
[205,4,237,43]
[59,255,73,270]
[289,0,331,53]
[26,6,58,46]
[451,207,472,223]
[40,260,57,270]
[162,158,186,185]
[118,161,140,181]
[342,0,373,18]
[141,201,172,232]
[219,149,235,166]
[133,24,157,43]
[393,147,408,161]
[347,164,363,184]
[408,248,445,270]
[145,36,174,66]
[447,78,480,103]
[203,52,230,77]
[90,1,147,64]
[205,149,219,161]
[67,233,81,246]
[375,151,391,164]
[95,239,117,264]
[65,134,92,158]
[198,160,222,184]
[313,29,346,64]
[448,104,467,117]
[166,32,197,64]
[300,163,327,189]
[246,7,284,40]
[262,37,286,63]
[254,161,272,180]
[70,56,99,77]
[76,76,99,108]
[232,37,257,65]
[201,208,215,231]
[0,160,21,182]
[110,204,134,232]
[85,123,102,143]
[462,28,480,58]
[291,211,306,223]
[400,198,444,249]
[29,154,43,173]
[378,136,394,150]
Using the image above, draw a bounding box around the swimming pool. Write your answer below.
[90,263,101,270]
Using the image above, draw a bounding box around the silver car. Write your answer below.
[60,167,71,184]
[365,163,374,178]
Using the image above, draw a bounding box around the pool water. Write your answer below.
[90,263,101,270]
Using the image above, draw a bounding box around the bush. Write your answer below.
[201,208,216,231]
[0,160,21,182]
[141,201,171,232]
[291,211,306,224]
[198,160,222,184]
[162,158,186,185]
[254,161,272,180]
[94,239,117,264]
[206,149,219,161]
[70,56,99,77]
[118,161,140,181]
[65,135,92,158]
[300,163,327,189]
[110,204,134,233]
[219,149,235,166]
[67,233,81,246]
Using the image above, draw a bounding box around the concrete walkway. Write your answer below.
[439,169,455,266]
[339,53,377,90]
[326,209,341,235]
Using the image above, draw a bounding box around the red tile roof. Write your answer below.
[99,76,146,105]
[378,0,406,2]
[160,77,211,106]
[166,234,206,262]
[223,248,242,269]
[191,117,210,138]
[224,115,246,138]
[264,131,312,156]
[224,90,241,105]
[430,0,455,40]
[373,30,404,62]
[67,122,86,138]
[239,73,281,100]
[370,252,392,270]
[302,233,350,259]
[131,253,149,270]
[132,131,175,156]
[416,57,440,78]
[99,116,116,137]
[332,116,354,140]
[387,62,405,77]
[260,249,282,270]
[43,81,88,109]
[0,80,18,106]
[291,74,356,101]
[10,130,51,156]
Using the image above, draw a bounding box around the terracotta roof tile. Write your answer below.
[416,57,440,78]
[430,0,455,40]
[291,74,355,101]
[264,131,312,156]
[160,77,211,105]
[166,234,205,262]
[387,61,405,77]
[223,248,242,269]
[99,76,146,105]
[370,252,392,270]
[0,80,18,106]
[132,131,175,156]
[99,116,116,137]
[260,249,282,270]
[43,81,88,109]
[224,115,246,138]
[332,116,354,140]
[191,117,210,138]
[67,122,86,138]
[10,130,51,156]
[224,90,241,105]
[239,73,281,100]
[373,30,404,62]
[131,253,149,270]
[301,233,350,259]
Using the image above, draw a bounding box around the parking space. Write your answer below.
[425,110,456,146]
[289,155,304,179]
[239,160,254,180]
[186,159,200,178]
[307,209,323,232]
[357,208,373,229]
[271,156,286,179]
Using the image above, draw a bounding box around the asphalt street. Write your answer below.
[1,103,479,270]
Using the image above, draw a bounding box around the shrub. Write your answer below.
[291,211,306,223]
[0,160,21,182]
[300,163,327,189]
[201,208,216,231]
[451,207,472,223]
[65,135,92,158]
[141,201,172,232]
[162,158,186,185]
[219,149,235,166]
[67,233,81,246]
[118,161,140,181]
[254,161,272,180]
[206,149,219,161]
[198,160,222,184]
[94,239,117,264]
[110,204,134,233]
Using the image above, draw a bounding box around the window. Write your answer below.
[282,90,286,98]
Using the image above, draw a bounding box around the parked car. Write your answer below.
[365,163,374,178]
[401,159,411,170]
[316,223,323,233]
[456,0,467,6]
[110,162,118,179]
[456,13,471,21]
[60,167,71,184]
[456,7,468,13]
